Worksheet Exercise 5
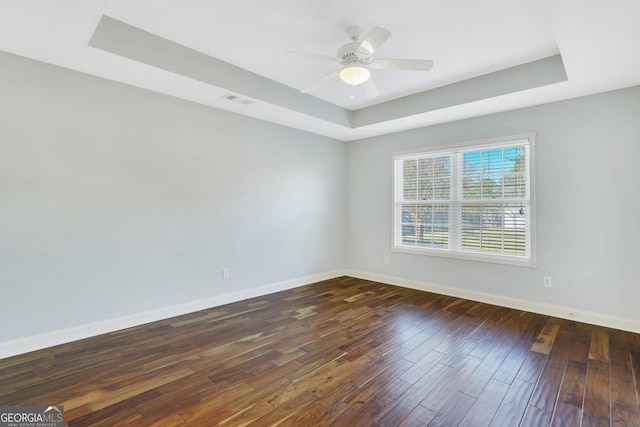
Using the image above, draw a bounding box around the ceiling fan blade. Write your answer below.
[286,51,342,63]
[300,70,340,93]
[357,27,391,56]
[361,78,380,99]
[371,58,434,71]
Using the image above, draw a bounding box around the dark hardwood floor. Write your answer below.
[1,276,640,426]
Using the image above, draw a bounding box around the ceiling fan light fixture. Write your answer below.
[339,66,370,85]
[295,26,432,98]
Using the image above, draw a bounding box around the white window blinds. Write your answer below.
[393,134,535,267]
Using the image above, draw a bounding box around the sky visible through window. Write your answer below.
[397,143,529,259]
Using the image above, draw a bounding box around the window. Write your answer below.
[393,133,536,267]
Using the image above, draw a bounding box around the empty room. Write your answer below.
[1,1,640,426]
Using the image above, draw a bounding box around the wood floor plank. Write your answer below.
[67,389,159,427]
[528,361,564,414]
[419,355,482,413]
[69,406,143,427]
[531,323,560,355]
[610,358,640,427]
[377,362,453,426]
[397,404,437,427]
[135,376,216,419]
[609,330,632,362]
[569,322,593,363]
[516,350,548,384]
[459,346,509,398]
[589,328,611,363]
[552,360,588,426]
[246,390,317,426]
[63,367,194,411]
[460,379,510,427]
[225,377,291,414]
[489,379,535,427]
[528,322,572,412]
[632,351,640,410]
[492,339,532,384]
[428,391,476,427]
[343,357,413,407]
[402,331,449,364]
[149,414,184,427]
[301,399,352,426]
[372,377,412,406]
[521,405,553,427]
[0,276,638,426]
[332,396,389,427]
[439,338,479,368]
[581,359,610,427]
[398,350,444,384]
[277,382,356,427]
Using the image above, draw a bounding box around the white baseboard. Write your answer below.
[346,269,640,334]
[0,269,348,360]
[4,268,638,360]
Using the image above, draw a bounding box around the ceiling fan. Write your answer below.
[289,26,434,98]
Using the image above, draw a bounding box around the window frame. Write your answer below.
[391,132,537,268]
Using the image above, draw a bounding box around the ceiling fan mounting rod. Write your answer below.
[346,26,363,42]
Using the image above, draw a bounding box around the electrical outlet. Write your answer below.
[543,276,552,288]
[383,256,389,265]
[223,269,230,279]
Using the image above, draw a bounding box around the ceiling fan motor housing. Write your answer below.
[337,42,370,66]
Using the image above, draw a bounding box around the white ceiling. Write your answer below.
[1,0,639,141]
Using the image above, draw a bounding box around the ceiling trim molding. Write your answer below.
[89,16,569,141]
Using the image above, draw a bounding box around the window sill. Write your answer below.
[391,245,537,268]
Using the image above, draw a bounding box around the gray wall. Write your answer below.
[2,48,640,345]
[347,86,640,322]
[0,52,347,342]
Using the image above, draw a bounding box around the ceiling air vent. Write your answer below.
[222,93,253,105]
